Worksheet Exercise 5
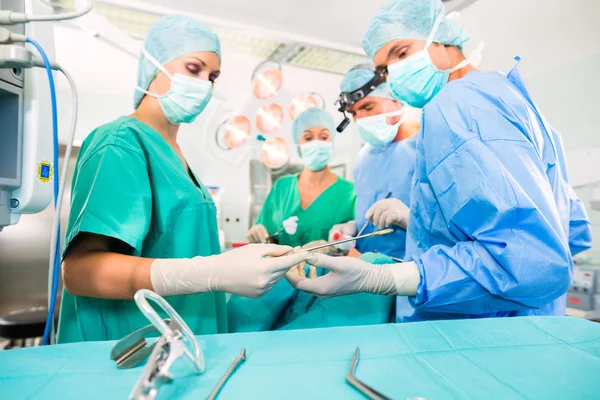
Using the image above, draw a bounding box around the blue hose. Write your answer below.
[26,38,60,346]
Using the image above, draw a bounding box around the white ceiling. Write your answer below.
[459,0,600,76]
[115,0,600,77]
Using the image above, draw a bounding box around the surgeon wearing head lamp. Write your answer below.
[329,65,420,260]
[231,108,356,332]
[287,0,592,322]
[57,15,308,343]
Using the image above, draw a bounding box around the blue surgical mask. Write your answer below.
[137,48,213,124]
[300,140,333,171]
[387,16,471,108]
[356,108,407,147]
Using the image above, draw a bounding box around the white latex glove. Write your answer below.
[285,253,420,299]
[247,224,269,243]
[289,240,328,278]
[151,244,308,298]
[328,220,357,251]
[366,198,410,230]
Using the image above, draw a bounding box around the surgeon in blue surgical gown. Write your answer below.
[285,0,592,323]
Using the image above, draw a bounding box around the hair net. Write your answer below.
[361,0,470,60]
[292,108,336,144]
[134,15,221,108]
[340,65,398,101]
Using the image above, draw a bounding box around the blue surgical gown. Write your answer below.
[398,59,591,322]
[353,136,417,260]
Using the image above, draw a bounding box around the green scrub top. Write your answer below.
[257,174,356,247]
[57,116,227,343]
[228,173,356,332]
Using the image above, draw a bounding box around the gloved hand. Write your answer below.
[289,240,328,279]
[285,252,420,299]
[151,244,308,298]
[365,198,410,230]
[328,220,357,241]
[247,224,269,243]
[328,220,357,251]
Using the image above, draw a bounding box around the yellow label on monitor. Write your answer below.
[38,161,52,183]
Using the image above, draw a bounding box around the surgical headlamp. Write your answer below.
[335,67,387,133]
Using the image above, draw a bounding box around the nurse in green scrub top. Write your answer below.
[57,15,307,343]
[228,108,357,332]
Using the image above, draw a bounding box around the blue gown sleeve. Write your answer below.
[567,185,593,256]
[548,127,593,256]
[410,89,572,315]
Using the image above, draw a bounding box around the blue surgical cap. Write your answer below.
[134,15,221,108]
[340,65,398,101]
[362,0,470,59]
[292,108,336,144]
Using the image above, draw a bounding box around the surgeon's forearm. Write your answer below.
[62,251,154,299]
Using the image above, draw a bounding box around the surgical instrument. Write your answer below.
[372,250,404,264]
[129,290,205,400]
[346,347,392,400]
[267,227,285,240]
[303,229,393,253]
[206,348,247,400]
[275,229,393,257]
[357,192,392,237]
[111,318,174,369]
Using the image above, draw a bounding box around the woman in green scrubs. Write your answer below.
[57,15,306,343]
[228,108,357,332]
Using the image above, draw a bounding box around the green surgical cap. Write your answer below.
[292,108,336,144]
[362,0,470,60]
[134,15,221,108]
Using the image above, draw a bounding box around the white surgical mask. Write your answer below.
[300,140,333,171]
[136,48,213,125]
[386,13,482,108]
[356,108,407,147]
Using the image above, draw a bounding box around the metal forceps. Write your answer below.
[346,347,392,400]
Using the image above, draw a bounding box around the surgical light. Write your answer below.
[256,103,283,134]
[260,137,289,169]
[251,61,282,100]
[216,115,251,150]
[288,92,325,121]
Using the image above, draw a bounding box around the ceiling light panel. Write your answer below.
[53,1,367,75]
